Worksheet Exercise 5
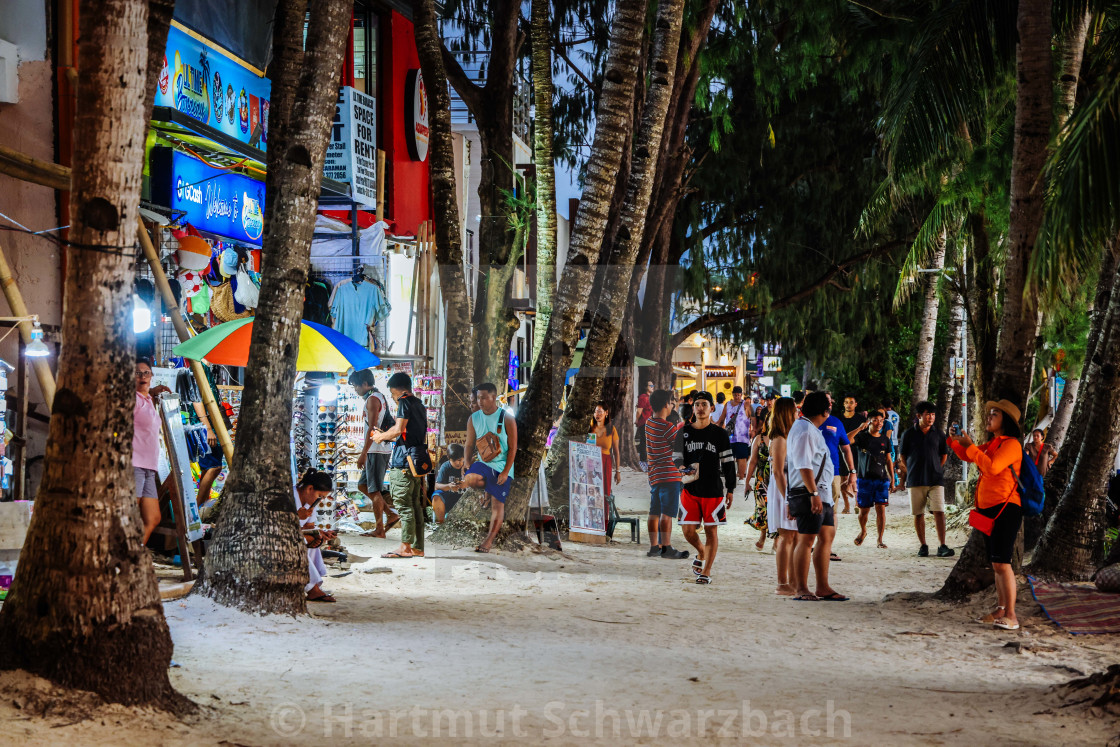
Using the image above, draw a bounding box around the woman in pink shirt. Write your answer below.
[134,358,170,543]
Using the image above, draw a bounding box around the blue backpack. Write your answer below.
[1012,442,1046,517]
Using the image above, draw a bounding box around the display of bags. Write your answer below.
[234,265,260,309]
[211,281,252,322]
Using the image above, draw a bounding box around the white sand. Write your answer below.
[2,468,1118,745]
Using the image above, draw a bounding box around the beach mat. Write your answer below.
[1028,576,1120,634]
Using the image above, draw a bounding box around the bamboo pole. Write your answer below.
[375,149,386,223]
[0,144,71,191]
[0,243,56,409]
[136,217,235,464]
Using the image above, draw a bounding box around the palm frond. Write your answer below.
[878,0,1017,175]
[893,198,964,308]
[1038,57,1120,290]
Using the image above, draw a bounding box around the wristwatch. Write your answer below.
[809,491,819,496]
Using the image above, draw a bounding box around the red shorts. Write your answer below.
[678,489,727,526]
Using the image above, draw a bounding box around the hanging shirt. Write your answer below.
[133,392,161,471]
[329,279,381,346]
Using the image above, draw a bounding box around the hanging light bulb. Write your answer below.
[25,322,50,358]
[132,294,152,334]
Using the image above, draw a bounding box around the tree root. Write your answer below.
[429,488,541,551]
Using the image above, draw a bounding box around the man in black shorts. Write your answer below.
[786,391,847,601]
[677,392,736,585]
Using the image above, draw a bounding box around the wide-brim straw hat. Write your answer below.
[984,399,1021,424]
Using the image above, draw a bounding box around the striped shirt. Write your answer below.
[645,417,683,486]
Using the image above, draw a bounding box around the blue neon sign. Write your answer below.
[153,148,265,245]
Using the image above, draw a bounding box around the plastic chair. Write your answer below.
[607,496,640,543]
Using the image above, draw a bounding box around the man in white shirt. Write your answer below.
[786,391,847,601]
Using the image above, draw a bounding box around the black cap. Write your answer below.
[692,391,714,405]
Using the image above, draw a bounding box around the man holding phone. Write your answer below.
[896,401,953,558]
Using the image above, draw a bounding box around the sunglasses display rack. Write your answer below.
[414,372,445,452]
[332,381,365,496]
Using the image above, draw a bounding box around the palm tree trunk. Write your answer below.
[1045,376,1078,450]
[1030,254,1120,579]
[530,0,558,365]
[477,0,648,546]
[1055,10,1091,128]
[0,0,184,709]
[912,235,946,412]
[195,0,351,615]
[1037,245,1119,530]
[935,290,964,433]
[411,0,473,430]
[550,0,687,472]
[989,0,1053,407]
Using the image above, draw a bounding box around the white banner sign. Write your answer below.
[569,440,606,536]
[324,86,377,208]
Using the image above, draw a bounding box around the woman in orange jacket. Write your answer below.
[948,399,1024,631]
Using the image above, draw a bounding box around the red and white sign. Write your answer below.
[405,69,429,162]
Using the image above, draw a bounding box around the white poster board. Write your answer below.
[781,384,792,398]
[157,396,204,541]
[323,86,377,208]
[568,440,606,536]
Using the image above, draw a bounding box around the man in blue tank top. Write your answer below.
[463,382,518,553]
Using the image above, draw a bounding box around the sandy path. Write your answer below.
[3,469,1117,745]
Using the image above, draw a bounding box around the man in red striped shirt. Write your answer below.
[645,389,690,559]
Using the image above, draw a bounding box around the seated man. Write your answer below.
[433,444,465,523]
[462,382,517,553]
[295,469,338,603]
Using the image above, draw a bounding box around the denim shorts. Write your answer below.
[649,481,682,517]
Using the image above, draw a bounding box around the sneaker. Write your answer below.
[661,546,689,559]
[918,544,929,557]
[647,546,663,557]
[937,544,955,557]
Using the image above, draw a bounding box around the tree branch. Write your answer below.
[553,43,594,87]
[441,44,485,115]
[668,237,912,349]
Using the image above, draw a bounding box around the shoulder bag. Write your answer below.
[786,452,827,519]
[475,408,506,464]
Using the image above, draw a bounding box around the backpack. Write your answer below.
[1011,441,1046,517]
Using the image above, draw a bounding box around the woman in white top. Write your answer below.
[765,397,799,596]
[295,469,336,603]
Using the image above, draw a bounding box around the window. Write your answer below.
[353,9,379,99]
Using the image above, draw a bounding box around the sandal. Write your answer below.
[877,542,888,549]
[474,546,491,553]
[381,551,410,558]
[817,592,849,601]
[384,513,401,531]
[307,592,336,603]
[830,553,842,562]
[791,594,819,601]
[993,618,1020,631]
[976,606,1005,625]
[695,575,712,585]
[692,558,704,576]
[854,532,866,547]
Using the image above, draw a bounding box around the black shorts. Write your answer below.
[979,502,1022,564]
[796,503,835,535]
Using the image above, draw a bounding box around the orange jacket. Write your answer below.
[948,435,1022,509]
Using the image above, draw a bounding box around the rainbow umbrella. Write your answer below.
[172,317,380,372]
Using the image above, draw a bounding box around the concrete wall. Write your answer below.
[0,1,59,499]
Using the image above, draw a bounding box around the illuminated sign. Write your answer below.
[154,23,271,150]
[405,69,429,162]
[762,356,782,372]
[151,148,266,245]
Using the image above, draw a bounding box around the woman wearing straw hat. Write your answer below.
[948,398,1024,631]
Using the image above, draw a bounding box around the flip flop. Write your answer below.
[791,594,819,601]
[877,542,888,549]
[993,618,1020,630]
[384,514,401,531]
[381,552,410,558]
[854,533,866,547]
[307,593,336,603]
[817,592,849,601]
[830,553,842,562]
[474,546,491,553]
